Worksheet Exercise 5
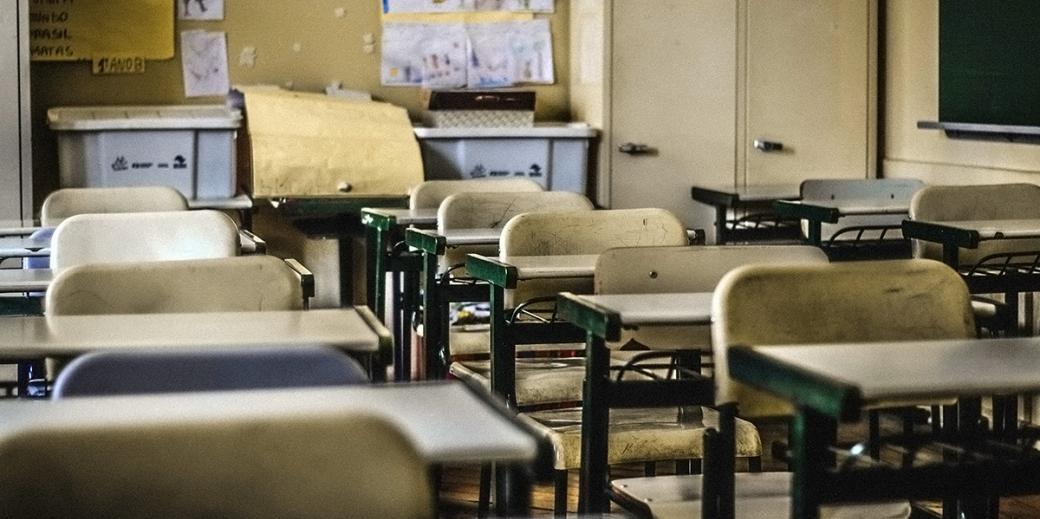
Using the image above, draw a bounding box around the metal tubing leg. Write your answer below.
[578,333,611,514]
[494,463,532,517]
[554,470,569,517]
[477,463,491,518]
[789,408,836,519]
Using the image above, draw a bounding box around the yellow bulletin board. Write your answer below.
[29,0,174,62]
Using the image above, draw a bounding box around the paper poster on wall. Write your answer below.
[467,19,553,87]
[178,0,225,21]
[29,0,174,61]
[382,20,553,88]
[382,23,468,88]
[384,0,553,13]
[180,31,230,97]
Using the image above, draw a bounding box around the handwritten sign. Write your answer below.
[30,0,174,62]
[92,55,146,75]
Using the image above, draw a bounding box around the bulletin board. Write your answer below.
[29,0,174,62]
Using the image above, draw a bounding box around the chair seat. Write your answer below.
[522,407,762,470]
[449,325,584,356]
[450,357,588,406]
[642,495,910,519]
[614,473,908,518]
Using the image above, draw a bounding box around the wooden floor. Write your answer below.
[438,412,1040,517]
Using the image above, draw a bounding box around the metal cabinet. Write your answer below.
[0,0,32,220]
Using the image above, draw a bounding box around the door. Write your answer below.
[608,0,874,241]
[609,0,738,237]
[0,0,31,221]
[743,0,874,184]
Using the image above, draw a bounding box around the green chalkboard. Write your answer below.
[939,0,1040,127]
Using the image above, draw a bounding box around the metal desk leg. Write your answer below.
[941,243,960,269]
[365,225,388,322]
[790,408,835,519]
[578,333,611,514]
[494,463,533,516]
[715,205,729,245]
[421,251,441,380]
[399,263,419,381]
[807,220,822,247]
[489,283,518,408]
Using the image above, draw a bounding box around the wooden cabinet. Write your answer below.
[572,0,876,241]
[0,0,32,220]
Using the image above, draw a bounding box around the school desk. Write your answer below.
[268,195,409,306]
[0,219,40,237]
[0,269,51,293]
[0,381,552,514]
[405,227,505,379]
[556,291,715,513]
[464,254,598,408]
[728,338,1040,519]
[0,308,392,389]
[774,199,910,247]
[0,236,49,260]
[690,183,801,244]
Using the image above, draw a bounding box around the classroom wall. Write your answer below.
[28,0,570,207]
[883,0,1040,185]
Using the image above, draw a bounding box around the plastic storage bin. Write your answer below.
[413,124,597,193]
[48,105,241,200]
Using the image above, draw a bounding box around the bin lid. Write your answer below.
[48,105,242,131]
[413,123,598,139]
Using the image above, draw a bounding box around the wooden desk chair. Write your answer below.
[51,346,366,398]
[408,178,542,210]
[40,186,189,227]
[46,255,314,315]
[453,209,689,515]
[801,178,923,259]
[528,245,827,514]
[683,260,971,518]
[49,210,239,273]
[451,208,689,408]
[438,191,594,360]
[0,407,432,518]
[910,183,1040,334]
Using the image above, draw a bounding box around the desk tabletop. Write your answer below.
[729,337,1040,420]
[0,382,540,465]
[362,207,438,227]
[0,269,52,293]
[792,199,910,216]
[0,220,41,237]
[0,236,50,258]
[558,292,713,341]
[444,228,503,246]
[691,183,801,205]
[0,308,384,357]
[930,219,1040,240]
[571,293,714,326]
[187,194,254,211]
[505,254,599,280]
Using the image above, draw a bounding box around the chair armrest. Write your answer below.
[238,229,267,255]
[283,258,315,309]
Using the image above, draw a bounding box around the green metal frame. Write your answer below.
[556,292,622,342]
[774,200,842,246]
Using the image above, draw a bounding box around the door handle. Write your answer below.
[753,139,784,152]
[618,143,653,155]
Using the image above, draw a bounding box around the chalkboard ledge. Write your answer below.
[918,121,1040,143]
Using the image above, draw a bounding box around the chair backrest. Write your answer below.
[41,186,189,227]
[800,178,924,241]
[50,210,239,273]
[408,178,543,210]
[51,346,368,397]
[438,191,594,271]
[0,407,433,519]
[595,245,828,349]
[47,256,306,316]
[712,259,975,418]
[909,183,1040,265]
[501,208,688,305]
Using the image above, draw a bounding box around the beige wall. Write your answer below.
[884,0,1040,185]
[29,0,570,206]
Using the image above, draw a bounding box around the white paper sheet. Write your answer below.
[384,0,553,13]
[178,0,224,20]
[467,19,553,87]
[381,23,468,88]
[382,20,553,87]
[180,30,230,97]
